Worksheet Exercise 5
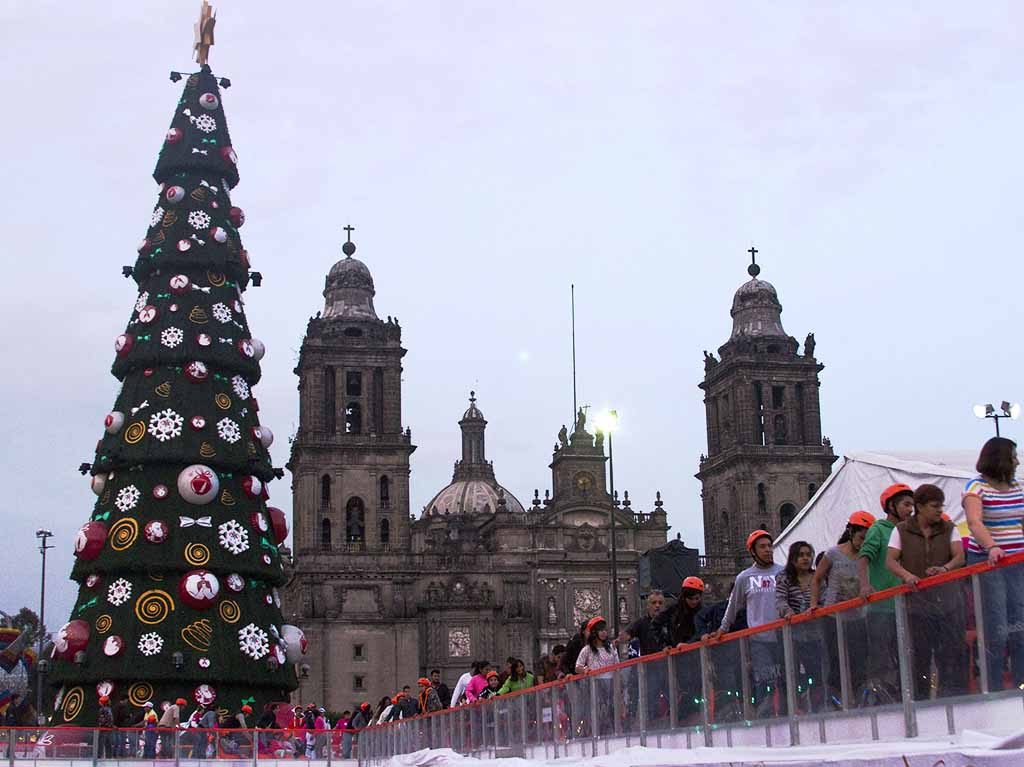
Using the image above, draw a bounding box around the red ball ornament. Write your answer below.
[96,681,115,699]
[169,274,191,294]
[137,305,158,324]
[144,520,169,544]
[184,361,209,382]
[229,207,245,227]
[85,574,102,590]
[266,507,288,545]
[220,146,237,165]
[143,368,155,377]
[241,476,263,499]
[193,684,216,706]
[105,411,125,434]
[236,339,255,359]
[74,522,108,560]
[197,333,212,347]
[225,573,244,593]
[250,511,269,534]
[114,333,134,356]
[190,416,206,431]
[152,484,170,500]
[177,465,220,505]
[210,226,228,244]
[165,186,186,204]
[177,239,192,252]
[53,620,90,660]
[179,569,221,609]
[102,635,125,657]
[166,128,183,144]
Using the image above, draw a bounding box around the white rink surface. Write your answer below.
[382,730,1024,766]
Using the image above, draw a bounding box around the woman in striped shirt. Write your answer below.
[964,437,1022,690]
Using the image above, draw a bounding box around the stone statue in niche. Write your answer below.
[618,596,628,624]
[547,596,557,625]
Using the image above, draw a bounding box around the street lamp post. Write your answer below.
[973,401,1021,437]
[36,528,53,723]
[595,410,621,636]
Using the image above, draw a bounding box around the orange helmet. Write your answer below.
[585,616,607,634]
[746,529,772,551]
[485,670,499,680]
[360,702,371,711]
[880,483,913,513]
[417,677,431,687]
[681,576,705,592]
[847,510,877,529]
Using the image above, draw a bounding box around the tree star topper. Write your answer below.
[193,1,217,66]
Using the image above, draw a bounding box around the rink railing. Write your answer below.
[358,551,1024,763]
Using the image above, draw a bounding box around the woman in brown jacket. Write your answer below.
[886,484,966,700]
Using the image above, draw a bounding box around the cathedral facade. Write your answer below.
[697,256,837,587]
[284,239,669,709]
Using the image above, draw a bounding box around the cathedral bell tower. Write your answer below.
[289,231,415,556]
[697,250,836,571]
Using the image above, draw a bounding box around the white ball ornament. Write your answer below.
[281,625,307,664]
[165,186,186,204]
[177,465,220,505]
[104,412,125,434]
[198,92,220,110]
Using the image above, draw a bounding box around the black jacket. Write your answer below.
[560,632,585,676]
[435,682,452,708]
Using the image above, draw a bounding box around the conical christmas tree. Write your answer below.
[48,63,300,725]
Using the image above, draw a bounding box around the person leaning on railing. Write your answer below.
[885,483,966,700]
[776,541,822,710]
[963,436,1024,691]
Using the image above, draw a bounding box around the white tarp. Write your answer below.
[773,450,978,564]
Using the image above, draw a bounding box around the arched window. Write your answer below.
[379,476,391,509]
[779,503,797,531]
[320,475,331,508]
[379,518,390,546]
[773,414,788,445]
[345,402,362,434]
[323,367,336,433]
[346,497,365,543]
[320,518,332,550]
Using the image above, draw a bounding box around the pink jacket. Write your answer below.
[465,674,488,702]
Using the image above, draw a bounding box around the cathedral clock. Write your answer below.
[573,471,595,496]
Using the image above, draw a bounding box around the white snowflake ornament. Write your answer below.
[211,303,232,324]
[231,375,250,399]
[150,207,164,227]
[188,210,212,230]
[138,632,164,657]
[238,623,269,660]
[161,327,184,349]
[107,578,133,606]
[114,485,141,513]
[148,409,184,442]
[216,417,242,444]
[218,519,249,555]
[134,291,150,313]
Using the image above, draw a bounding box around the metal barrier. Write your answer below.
[1,726,360,765]
[358,552,1024,764]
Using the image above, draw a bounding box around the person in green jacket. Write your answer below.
[857,482,914,703]
[497,658,535,694]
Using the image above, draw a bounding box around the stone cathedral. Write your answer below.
[284,238,670,710]
[697,255,837,588]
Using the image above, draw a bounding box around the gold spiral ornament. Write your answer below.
[181,618,213,651]
[190,187,208,202]
[189,307,209,324]
[214,393,231,410]
[184,542,210,566]
[151,230,166,245]
[154,381,172,398]
[109,518,139,551]
[135,589,175,625]
[218,599,241,624]
[128,682,155,707]
[95,614,113,634]
[161,211,178,229]
[199,442,217,458]
[61,686,85,722]
[220,489,235,506]
[207,271,226,287]
[124,421,146,444]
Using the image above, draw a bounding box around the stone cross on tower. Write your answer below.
[747,245,760,277]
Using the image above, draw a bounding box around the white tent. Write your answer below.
[773,451,978,565]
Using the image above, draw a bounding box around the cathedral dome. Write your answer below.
[729,260,787,340]
[323,238,378,320]
[424,478,526,517]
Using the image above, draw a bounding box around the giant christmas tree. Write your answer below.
[48,46,301,725]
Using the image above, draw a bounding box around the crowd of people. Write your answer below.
[10,438,1018,756]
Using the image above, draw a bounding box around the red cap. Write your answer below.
[585,616,606,634]
[176,698,187,706]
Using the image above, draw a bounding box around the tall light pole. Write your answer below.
[973,401,1021,437]
[595,410,620,636]
[36,528,53,723]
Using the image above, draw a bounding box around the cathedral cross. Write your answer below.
[344,225,355,243]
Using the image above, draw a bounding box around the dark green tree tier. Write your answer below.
[48,64,300,725]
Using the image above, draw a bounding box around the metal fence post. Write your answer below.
[519,694,528,747]
[549,686,559,759]
[92,728,99,767]
[251,728,258,767]
[589,676,600,756]
[612,670,624,737]
[637,661,648,747]
[894,594,919,738]
[782,623,800,746]
[971,573,990,694]
[739,637,754,721]
[666,652,679,730]
[835,613,853,710]
[698,645,713,747]
[173,729,180,767]
[7,728,14,767]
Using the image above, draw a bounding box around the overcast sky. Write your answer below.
[1,1,1021,626]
